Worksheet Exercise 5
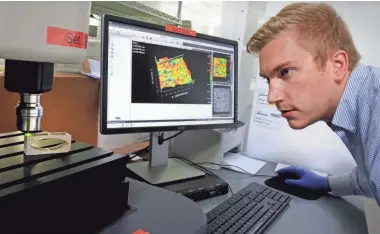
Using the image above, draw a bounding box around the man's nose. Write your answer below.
[267,85,283,104]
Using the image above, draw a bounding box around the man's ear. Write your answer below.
[332,50,349,83]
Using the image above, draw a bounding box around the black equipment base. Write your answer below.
[162,173,229,201]
[0,132,207,234]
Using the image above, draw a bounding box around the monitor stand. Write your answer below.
[126,132,206,185]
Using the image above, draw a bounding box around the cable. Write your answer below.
[162,131,184,142]
[196,162,275,178]
[158,131,184,145]
[171,156,235,195]
[126,145,149,163]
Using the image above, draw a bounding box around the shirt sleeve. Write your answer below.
[328,167,374,197]
[363,121,380,203]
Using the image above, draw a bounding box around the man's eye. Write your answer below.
[280,68,291,77]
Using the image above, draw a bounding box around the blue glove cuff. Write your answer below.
[314,175,330,191]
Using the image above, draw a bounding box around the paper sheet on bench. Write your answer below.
[223,152,266,175]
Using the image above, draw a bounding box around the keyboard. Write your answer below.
[206,182,291,234]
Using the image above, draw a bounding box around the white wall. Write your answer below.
[141,1,223,36]
[181,1,223,35]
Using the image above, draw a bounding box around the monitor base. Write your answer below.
[127,158,206,185]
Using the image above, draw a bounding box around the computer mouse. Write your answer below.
[264,172,327,200]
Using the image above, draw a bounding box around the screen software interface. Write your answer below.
[106,21,235,129]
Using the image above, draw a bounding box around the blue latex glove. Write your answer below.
[276,166,330,192]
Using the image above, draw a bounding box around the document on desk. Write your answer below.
[223,152,266,175]
[275,163,327,177]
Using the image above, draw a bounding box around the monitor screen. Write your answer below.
[101,15,238,134]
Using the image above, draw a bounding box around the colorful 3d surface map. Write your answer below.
[156,56,194,89]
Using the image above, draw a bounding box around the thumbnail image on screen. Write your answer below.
[212,53,232,84]
[131,41,212,104]
[213,57,227,78]
[213,85,232,116]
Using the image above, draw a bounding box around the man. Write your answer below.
[247,2,380,204]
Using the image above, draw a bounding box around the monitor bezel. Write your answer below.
[100,14,239,135]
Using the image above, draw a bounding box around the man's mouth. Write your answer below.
[280,109,294,118]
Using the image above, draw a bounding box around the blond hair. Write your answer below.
[247,2,360,71]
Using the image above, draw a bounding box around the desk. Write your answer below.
[198,162,368,234]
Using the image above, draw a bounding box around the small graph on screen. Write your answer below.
[213,57,228,78]
[212,53,231,84]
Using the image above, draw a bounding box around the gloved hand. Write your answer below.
[276,166,331,192]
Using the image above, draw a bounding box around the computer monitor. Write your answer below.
[100,14,238,185]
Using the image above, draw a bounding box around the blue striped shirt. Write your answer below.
[328,63,380,203]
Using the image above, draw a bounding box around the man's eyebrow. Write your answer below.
[259,61,294,78]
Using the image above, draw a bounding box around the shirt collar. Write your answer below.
[330,63,367,132]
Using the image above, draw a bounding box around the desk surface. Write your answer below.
[198,162,368,234]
